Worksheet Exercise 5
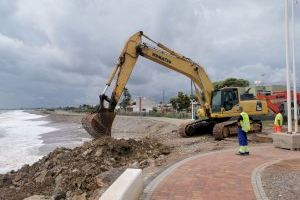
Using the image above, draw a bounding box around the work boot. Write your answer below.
[235,151,245,156]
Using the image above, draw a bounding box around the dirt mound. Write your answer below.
[0,137,170,200]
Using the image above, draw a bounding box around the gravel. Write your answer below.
[261,158,300,200]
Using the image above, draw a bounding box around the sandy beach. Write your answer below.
[31,110,177,156]
[28,110,91,155]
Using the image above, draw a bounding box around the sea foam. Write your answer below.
[0,110,58,174]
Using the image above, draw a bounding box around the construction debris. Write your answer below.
[0,137,170,200]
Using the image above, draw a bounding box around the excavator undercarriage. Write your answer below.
[178,118,263,140]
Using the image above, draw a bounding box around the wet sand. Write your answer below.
[28,110,91,155]
[30,110,174,155]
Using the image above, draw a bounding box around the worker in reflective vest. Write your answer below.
[237,106,250,156]
[274,110,283,133]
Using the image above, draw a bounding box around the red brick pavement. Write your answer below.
[149,145,299,200]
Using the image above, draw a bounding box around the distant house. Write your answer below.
[130,97,157,112]
[248,85,286,95]
[158,103,174,112]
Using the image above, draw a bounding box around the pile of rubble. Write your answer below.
[0,137,170,200]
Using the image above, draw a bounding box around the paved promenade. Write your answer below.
[144,145,299,200]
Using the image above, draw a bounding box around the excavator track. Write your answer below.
[212,120,238,140]
[179,119,215,137]
[212,118,263,140]
[179,118,263,140]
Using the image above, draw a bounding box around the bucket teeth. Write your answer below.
[81,110,116,138]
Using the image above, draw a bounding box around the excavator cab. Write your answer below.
[211,88,239,113]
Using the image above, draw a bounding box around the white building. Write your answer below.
[130,97,156,112]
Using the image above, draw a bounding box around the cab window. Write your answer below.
[222,89,239,111]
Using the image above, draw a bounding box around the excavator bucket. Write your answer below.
[81,109,116,138]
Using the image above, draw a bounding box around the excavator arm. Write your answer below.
[82,31,214,138]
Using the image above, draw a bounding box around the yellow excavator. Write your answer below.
[82,31,268,140]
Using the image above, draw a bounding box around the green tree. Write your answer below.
[170,98,178,111]
[213,78,249,90]
[189,94,198,102]
[213,81,224,90]
[170,92,191,111]
[120,88,132,110]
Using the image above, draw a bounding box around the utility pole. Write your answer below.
[139,96,142,114]
[162,90,165,105]
[285,0,292,133]
[191,79,194,96]
[191,101,194,120]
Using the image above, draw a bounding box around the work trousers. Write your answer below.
[273,125,282,133]
[238,128,249,153]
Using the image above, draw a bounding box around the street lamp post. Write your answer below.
[272,0,300,150]
[285,0,292,133]
[291,0,298,133]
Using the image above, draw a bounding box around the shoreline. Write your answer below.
[27,110,91,155]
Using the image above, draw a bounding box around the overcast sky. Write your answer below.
[0,0,299,108]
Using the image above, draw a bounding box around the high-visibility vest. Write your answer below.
[274,113,283,126]
[240,112,250,132]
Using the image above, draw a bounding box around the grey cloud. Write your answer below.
[0,0,299,108]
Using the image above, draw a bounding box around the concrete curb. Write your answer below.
[100,168,143,200]
[251,160,280,200]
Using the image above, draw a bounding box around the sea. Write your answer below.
[0,110,58,174]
